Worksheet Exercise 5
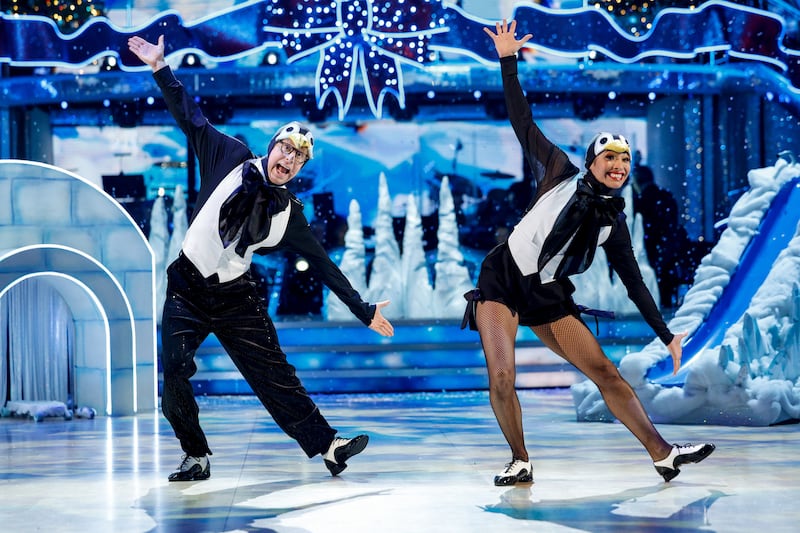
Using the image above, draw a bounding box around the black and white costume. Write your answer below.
[469,55,672,346]
[155,66,375,459]
[474,23,714,487]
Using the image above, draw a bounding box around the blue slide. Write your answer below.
[648,176,800,385]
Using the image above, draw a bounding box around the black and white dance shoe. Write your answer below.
[168,454,211,482]
[653,443,715,482]
[494,459,534,486]
[324,434,369,476]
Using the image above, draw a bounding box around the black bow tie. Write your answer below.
[218,159,291,257]
[538,178,625,279]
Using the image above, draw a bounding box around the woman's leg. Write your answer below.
[532,316,672,460]
[476,300,528,461]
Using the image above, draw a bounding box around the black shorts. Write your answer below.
[474,242,580,327]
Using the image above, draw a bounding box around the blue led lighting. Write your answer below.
[0,1,797,119]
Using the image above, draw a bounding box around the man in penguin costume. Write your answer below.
[129,35,394,482]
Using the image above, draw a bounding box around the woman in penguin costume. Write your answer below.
[466,20,715,486]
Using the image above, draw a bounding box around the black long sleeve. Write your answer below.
[500,55,579,199]
[153,66,253,218]
[260,202,375,326]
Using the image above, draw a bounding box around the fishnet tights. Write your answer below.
[476,301,526,460]
[477,301,671,461]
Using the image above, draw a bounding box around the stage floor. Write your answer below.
[0,389,796,532]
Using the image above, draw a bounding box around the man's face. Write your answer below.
[265,140,309,185]
[589,150,631,190]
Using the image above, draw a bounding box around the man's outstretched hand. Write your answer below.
[369,300,394,337]
[128,35,167,71]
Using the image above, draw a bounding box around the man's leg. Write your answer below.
[213,284,336,458]
[160,265,213,459]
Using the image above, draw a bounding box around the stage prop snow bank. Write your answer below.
[573,156,800,426]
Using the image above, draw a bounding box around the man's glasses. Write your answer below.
[278,141,309,164]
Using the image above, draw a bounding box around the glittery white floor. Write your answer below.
[1,389,796,533]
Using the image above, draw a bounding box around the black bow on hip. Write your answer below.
[537,178,625,279]
[218,159,291,257]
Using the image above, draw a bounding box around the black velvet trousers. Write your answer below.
[160,253,336,458]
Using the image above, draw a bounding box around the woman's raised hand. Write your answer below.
[483,19,532,59]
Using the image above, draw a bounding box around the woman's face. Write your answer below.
[589,150,631,190]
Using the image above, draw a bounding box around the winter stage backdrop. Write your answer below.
[145,150,800,427]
